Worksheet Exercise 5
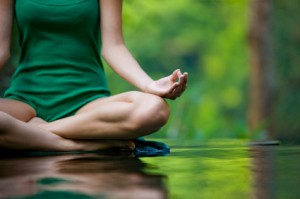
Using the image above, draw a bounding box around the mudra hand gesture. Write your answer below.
[145,69,188,100]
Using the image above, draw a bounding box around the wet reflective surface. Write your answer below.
[0,140,299,199]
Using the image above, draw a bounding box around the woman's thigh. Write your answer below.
[0,98,36,122]
[75,91,143,114]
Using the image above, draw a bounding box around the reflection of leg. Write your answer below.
[41,91,170,140]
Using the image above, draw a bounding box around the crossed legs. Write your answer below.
[43,91,170,139]
[0,91,170,151]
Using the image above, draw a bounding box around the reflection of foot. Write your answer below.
[133,138,170,157]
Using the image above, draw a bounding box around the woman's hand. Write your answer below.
[145,69,188,100]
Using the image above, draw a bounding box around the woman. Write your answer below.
[0,0,188,151]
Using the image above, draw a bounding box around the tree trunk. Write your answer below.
[248,0,275,138]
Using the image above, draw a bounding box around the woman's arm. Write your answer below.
[99,0,188,99]
[0,0,13,71]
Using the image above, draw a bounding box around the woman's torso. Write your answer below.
[4,0,110,121]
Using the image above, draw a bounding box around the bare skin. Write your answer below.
[0,0,188,151]
[0,101,135,151]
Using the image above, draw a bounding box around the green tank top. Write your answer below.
[4,0,110,121]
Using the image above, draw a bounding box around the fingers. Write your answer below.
[163,69,188,100]
[163,83,179,100]
[172,70,184,96]
[164,90,177,100]
[169,69,179,82]
[164,71,188,100]
[173,70,188,97]
[182,72,188,91]
[165,81,180,95]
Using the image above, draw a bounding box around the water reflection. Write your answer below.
[250,146,276,199]
[0,153,167,199]
[1,142,300,199]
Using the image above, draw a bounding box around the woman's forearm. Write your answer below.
[102,44,154,92]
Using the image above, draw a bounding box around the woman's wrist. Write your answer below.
[142,79,155,93]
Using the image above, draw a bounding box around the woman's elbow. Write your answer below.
[101,41,126,57]
[101,46,117,61]
[101,48,109,60]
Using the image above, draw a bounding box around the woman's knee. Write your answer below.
[129,93,170,133]
[146,95,170,126]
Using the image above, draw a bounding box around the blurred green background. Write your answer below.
[1,0,299,143]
